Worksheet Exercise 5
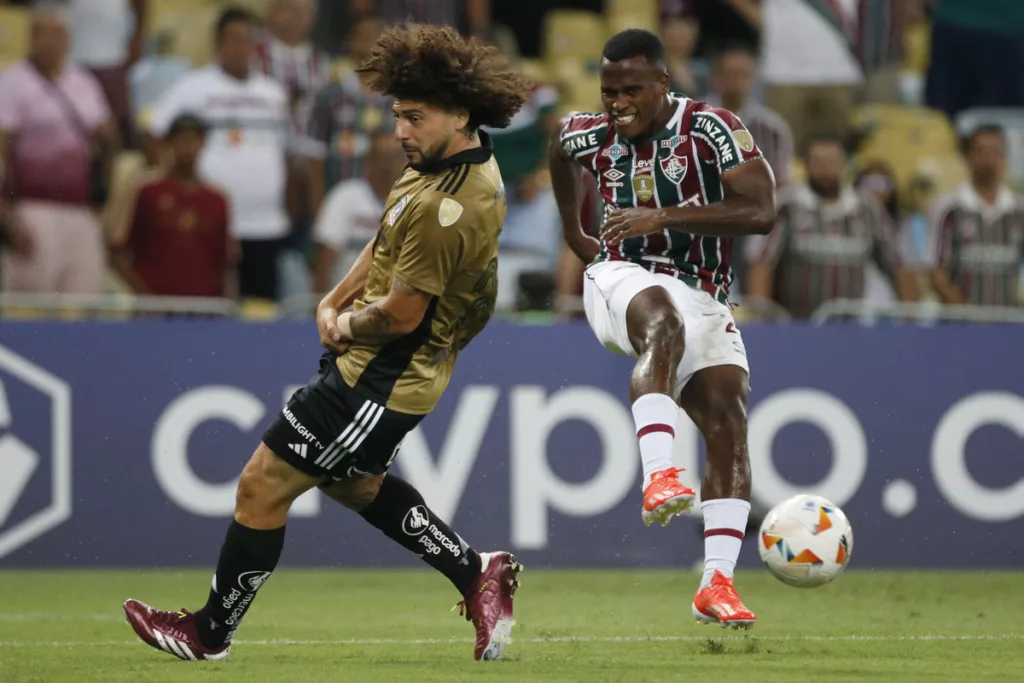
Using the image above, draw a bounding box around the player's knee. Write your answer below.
[319,475,384,512]
[642,305,684,352]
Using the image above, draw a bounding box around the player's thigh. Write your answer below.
[582,260,662,357]
[261,352,424,482]
[669,282,750,393]
[237,441,324,510]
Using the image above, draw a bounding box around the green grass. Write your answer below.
[1,569,1022,682]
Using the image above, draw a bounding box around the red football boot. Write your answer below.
[455,551,522,660]
[691,570,757,629]
[123,599,231,661]
[642,467,696,526]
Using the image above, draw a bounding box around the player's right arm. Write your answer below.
[317,238,374,351]
[548,115,600,265]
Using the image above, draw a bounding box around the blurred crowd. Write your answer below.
[0,0,1022,322]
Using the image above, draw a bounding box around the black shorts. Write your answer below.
[263,353,425,480]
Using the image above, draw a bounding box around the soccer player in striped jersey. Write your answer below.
[549,29,776,628]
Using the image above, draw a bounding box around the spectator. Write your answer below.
[661,15,704,96]
[854,162,927,310]
[760,0,862,155]
[928,125,1024,307]
[311,131,405,294]
[146,8,291,301]
[67,0,147,147]
[254,0,331,150]
[109,114,235,298]
[706,46,794,188]
[705,45,794,294]
[305,14,391,217]
[483,27,561,311]
[925,0,1024,121]
[746,135,918,319]
[129,30,191,130]
[0,5,117,295]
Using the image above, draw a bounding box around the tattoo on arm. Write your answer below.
[348,277,430,345]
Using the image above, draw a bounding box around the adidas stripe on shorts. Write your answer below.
[263,353,424,480]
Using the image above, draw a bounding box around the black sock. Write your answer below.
[359,475,481,594]
[194,521,285,649]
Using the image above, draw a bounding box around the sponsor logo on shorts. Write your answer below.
[282,407,323,450]
[402,505,430,536]
[238,570,271,591]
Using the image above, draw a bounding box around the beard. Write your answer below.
[808,177,841,200]
[408,137,451,171]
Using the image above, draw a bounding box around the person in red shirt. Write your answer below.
[111,114,236,298]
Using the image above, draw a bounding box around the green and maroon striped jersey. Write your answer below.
[751,184,903,320]
[559,95,765,304]
[929,184,1024,307]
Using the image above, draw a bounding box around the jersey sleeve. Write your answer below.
[393,191,467,297]
[691,107,764,176]
[558,113,607,161]
[864,197,902,279]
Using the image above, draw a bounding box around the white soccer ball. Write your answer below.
[757,494,853,588]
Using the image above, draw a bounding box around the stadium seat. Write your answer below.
[852,105,959,155]
[0,6,29,70]
[147,0,210,35]
[163,4,222,66]
[240,298,279,320]
[954,107,1024,191]
[543,10,606,66]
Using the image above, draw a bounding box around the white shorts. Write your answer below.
[582,260,750,389]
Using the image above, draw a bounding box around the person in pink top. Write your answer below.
[0,5,117,294]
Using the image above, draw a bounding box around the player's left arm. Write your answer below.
[602,109,776,244]
[337,193,463,345]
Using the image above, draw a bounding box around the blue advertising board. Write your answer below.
[0,320,1021,569]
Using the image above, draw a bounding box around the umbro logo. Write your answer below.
[603,168,625,181]
[288,443,308,458]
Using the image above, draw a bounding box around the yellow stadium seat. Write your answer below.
[240,298,279,321]
[852,104,959,155]
[165,4,222,66]
[606,14,658,36]
[0,7,29,70]
[543,10,606,65]
[147,0,211,34]
[605,0,658,24]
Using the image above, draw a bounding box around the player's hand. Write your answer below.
[317,304,350,355]
[600,207,665,245]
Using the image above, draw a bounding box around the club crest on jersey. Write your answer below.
[632,174,655,202]
[603,144,628,158]
[438,197,464,227]
[660,134,688,148]
[387,194,410,226]
[660,150,688,183]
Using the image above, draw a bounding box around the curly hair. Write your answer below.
[356,24,531,131]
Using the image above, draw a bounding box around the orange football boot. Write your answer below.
[692,570,756,629]
[642,467,696,526]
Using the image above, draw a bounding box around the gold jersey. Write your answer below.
[338,133,506,415]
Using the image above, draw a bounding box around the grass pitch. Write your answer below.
[1,569,1022,682]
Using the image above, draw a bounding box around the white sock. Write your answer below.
[631,393,678,489]
[700,498,751,589]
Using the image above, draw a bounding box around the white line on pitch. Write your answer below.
[1,634,1022,648]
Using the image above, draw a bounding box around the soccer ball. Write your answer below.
[757,494,853,588]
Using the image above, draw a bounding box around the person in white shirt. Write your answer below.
[760,0,863,155]
[311,131,407,294]
[146,8,291,300]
